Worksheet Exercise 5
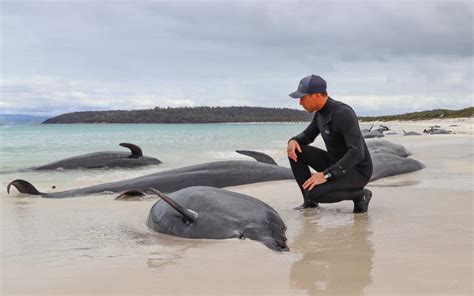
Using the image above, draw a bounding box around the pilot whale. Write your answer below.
[144,186,289,252]
[30,143,161,170]
[8,142,425,198]
[366,139,411,157]
[8,152,293,198]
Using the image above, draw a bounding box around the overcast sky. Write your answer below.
[1,0,472,116]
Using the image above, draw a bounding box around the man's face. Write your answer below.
[299,93,327,113]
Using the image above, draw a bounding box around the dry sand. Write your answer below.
[1,120,473,295]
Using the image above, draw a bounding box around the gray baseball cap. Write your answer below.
[289,75,327,98]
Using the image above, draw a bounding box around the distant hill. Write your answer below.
[359,107,473,122]
[43,106,313,124]
[0,114,50,125]
[41,106,473,124]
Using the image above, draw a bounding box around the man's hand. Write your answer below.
[302,172,327,190]
[287,140,302,162]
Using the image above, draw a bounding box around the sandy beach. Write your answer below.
[1,120,473,295]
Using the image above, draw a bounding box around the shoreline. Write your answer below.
[362,117,474,135]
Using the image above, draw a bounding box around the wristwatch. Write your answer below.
[324,172,332,180]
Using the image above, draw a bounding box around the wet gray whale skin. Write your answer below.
[8,160,293,198]
[146,186,289,252]
[8,143,425,198]
[366,139,411,157]
[362,130,384,138]
[31,143,161,170]
[369,153,424,182]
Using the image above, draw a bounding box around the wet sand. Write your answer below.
[1,133,473,295]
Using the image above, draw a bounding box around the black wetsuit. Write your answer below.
[289,97,373,204]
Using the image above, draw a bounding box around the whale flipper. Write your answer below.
[235,150,278,165]
[7,179,43,195]
[145,188,197,224]
[119,143,143,158]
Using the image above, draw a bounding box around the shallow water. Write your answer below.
[0,123,315,171]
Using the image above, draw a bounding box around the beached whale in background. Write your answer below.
[366,139,411,157]
[366,139,424,181]
[144,186,289,252]
[369,153,424,181]
[362,130,384,138]
[30,143,161,170]
[402,130,421,136]
[7,142,425,198]
[423,127,452,135]
[362,124,385,139]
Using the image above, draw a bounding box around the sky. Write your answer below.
[1,0,472,116]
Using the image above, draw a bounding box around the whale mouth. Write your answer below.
[274,240,290,252]
[262,237,290,252]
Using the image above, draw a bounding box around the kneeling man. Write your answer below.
[287,75,373,213]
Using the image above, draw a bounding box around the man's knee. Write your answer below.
[298,145,328,163]
[290,145,310,165]
[288,146,312,165]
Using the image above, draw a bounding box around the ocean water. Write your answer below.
[0,123,312,171]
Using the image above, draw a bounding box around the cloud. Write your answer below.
[0,76,196,116]
[0,0,472,116]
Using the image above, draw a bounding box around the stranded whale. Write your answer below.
[144,186,289,252]
[423,127,452,135]
[30,143,161,170]
[8,154,293,198]
[366,139,411,157]
[402,130,422,136]
[8,142,425,198]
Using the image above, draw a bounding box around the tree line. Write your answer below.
[359,107,473,122]
[43,106,313,124]
[42,106,473,124]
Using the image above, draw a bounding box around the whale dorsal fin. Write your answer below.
[235,150,278,165]
[7,179,43,195]
[145,188,198,224]
[119,143,143,158]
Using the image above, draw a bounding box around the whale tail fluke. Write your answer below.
[235,150,278,165]
[145,188,197,224]
[7,179,43,195]
[119,143,143,158]
[115,189,146,200]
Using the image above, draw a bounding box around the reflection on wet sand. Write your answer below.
[290,209,374,295]
[145,237,202,269]
[370,180,420,187]
[118,223,201,269]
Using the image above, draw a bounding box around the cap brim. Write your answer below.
[289,91,308,99]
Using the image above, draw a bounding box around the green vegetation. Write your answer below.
[43,106,313,124]
[42,106,473,124]
[359,107,473,122]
